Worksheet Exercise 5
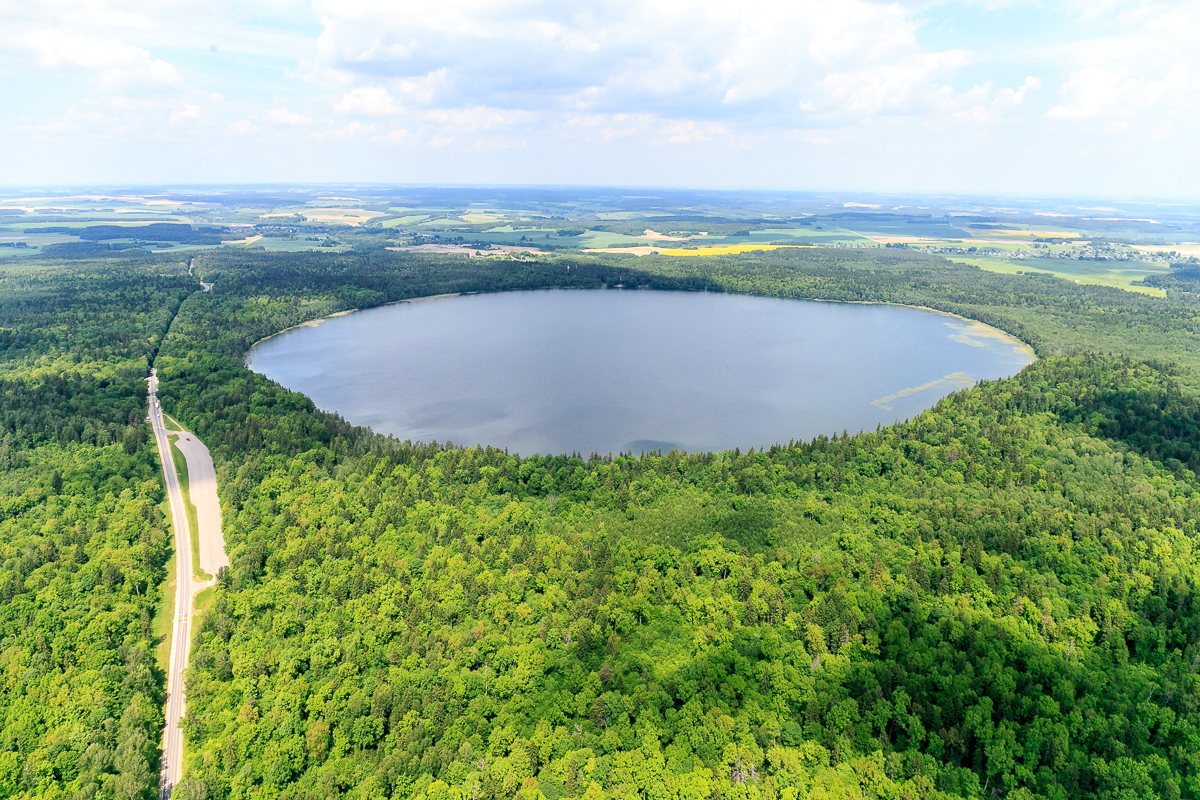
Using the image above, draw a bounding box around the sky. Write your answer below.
[1,0,1197,198]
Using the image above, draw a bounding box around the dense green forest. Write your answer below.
[5,247,1200,800]
[1143,264,1200,296]
[31,225,229,245]
[0,257,192,798]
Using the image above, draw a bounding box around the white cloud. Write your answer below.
[664,120,728,144]
[334,86,402,116]
[1046,66,1128,119]
[423,106,530,131]
[996,76,1041,110]
[395,69,451,105]
[168,104,202,125]
[309,0,978,124]
[822,50,973,117]
[372,128,408,143]
[267,107,314,126]
[1047,64,1193,121]
[1,0,1197,194]
[567,112,657,142]
[18,28,184,92]
[313,120,375,140]
[1070,0,1123,19]
[13,105,105,136]
[941,76,1041,125]
[227,120,258,135]
[1040,1,1200,129]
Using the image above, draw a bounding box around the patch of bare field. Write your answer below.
[968,229,1081,240]
[584,244,815,257]
[259,208,384,225]
[861,235,960,245]
[1131,244,1200,256]
[304,209,385,225]
[386,243,545,257]
[584,246,671,256]
[1088,217,1161,224]
[640,229,689,241]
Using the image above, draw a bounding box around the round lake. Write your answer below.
[246,289,1034,455]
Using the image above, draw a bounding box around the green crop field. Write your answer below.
[953,255,1172,295]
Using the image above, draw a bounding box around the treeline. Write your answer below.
[1143,263,1200,294]
[0,256,192,374]
[636,248,1200,386]
[1002,356,1200,475]
[32,224,228,244]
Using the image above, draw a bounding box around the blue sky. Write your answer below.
[1,0,1197,197]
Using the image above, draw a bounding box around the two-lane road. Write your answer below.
[148,369,227,799]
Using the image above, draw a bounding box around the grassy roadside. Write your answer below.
[168,433,212,581]
[183,583,218,776]
[194,585,217,616]
[152,547,176,674]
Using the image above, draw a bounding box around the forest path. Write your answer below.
[149,368,226,799]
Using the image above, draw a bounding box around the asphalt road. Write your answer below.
[174,434,228,579]
[148,368,226,799]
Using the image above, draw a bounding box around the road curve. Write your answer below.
[174,434,227,579]
[148,369,226,799]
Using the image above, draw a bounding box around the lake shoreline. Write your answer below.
[245,293,472,350]
[244,287,1036,363]
[245,288,1035,456]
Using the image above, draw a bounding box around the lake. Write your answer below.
[246,289,1034,455]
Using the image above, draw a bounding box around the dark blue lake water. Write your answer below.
[246,289,1034,455]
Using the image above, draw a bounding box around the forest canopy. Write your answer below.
[3,247,1200,800]
[30,224,229,244]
